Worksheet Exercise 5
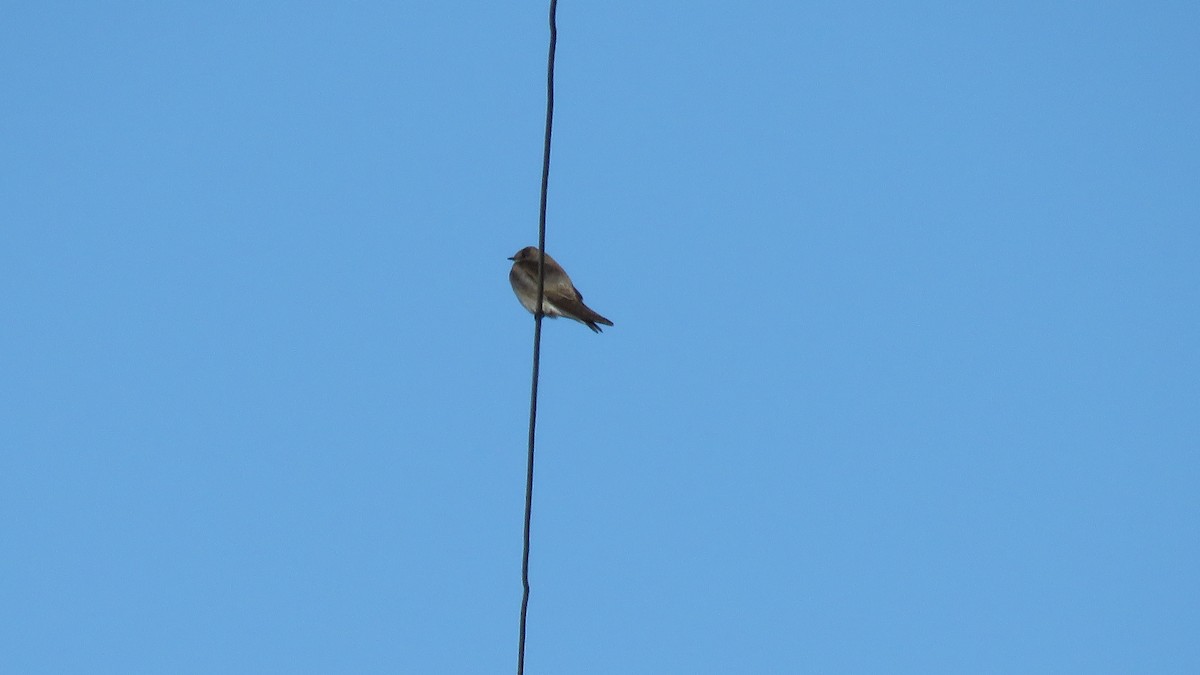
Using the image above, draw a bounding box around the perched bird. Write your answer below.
[508,246,613,333]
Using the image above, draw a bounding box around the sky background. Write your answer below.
[2,2,1198,673]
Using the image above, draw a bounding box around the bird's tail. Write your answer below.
[579,305,613,333]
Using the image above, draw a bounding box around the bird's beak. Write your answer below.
[507,256,516,261]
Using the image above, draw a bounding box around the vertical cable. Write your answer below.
[517,2,557,674]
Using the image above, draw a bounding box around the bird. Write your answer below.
[508,246,613,333]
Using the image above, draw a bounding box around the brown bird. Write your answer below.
[508,246,613,333]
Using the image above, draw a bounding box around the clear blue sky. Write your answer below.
[3,2,1197,673]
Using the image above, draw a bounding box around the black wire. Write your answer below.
[518,2,557,674]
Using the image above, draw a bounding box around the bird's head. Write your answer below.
[508,246,540,262]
